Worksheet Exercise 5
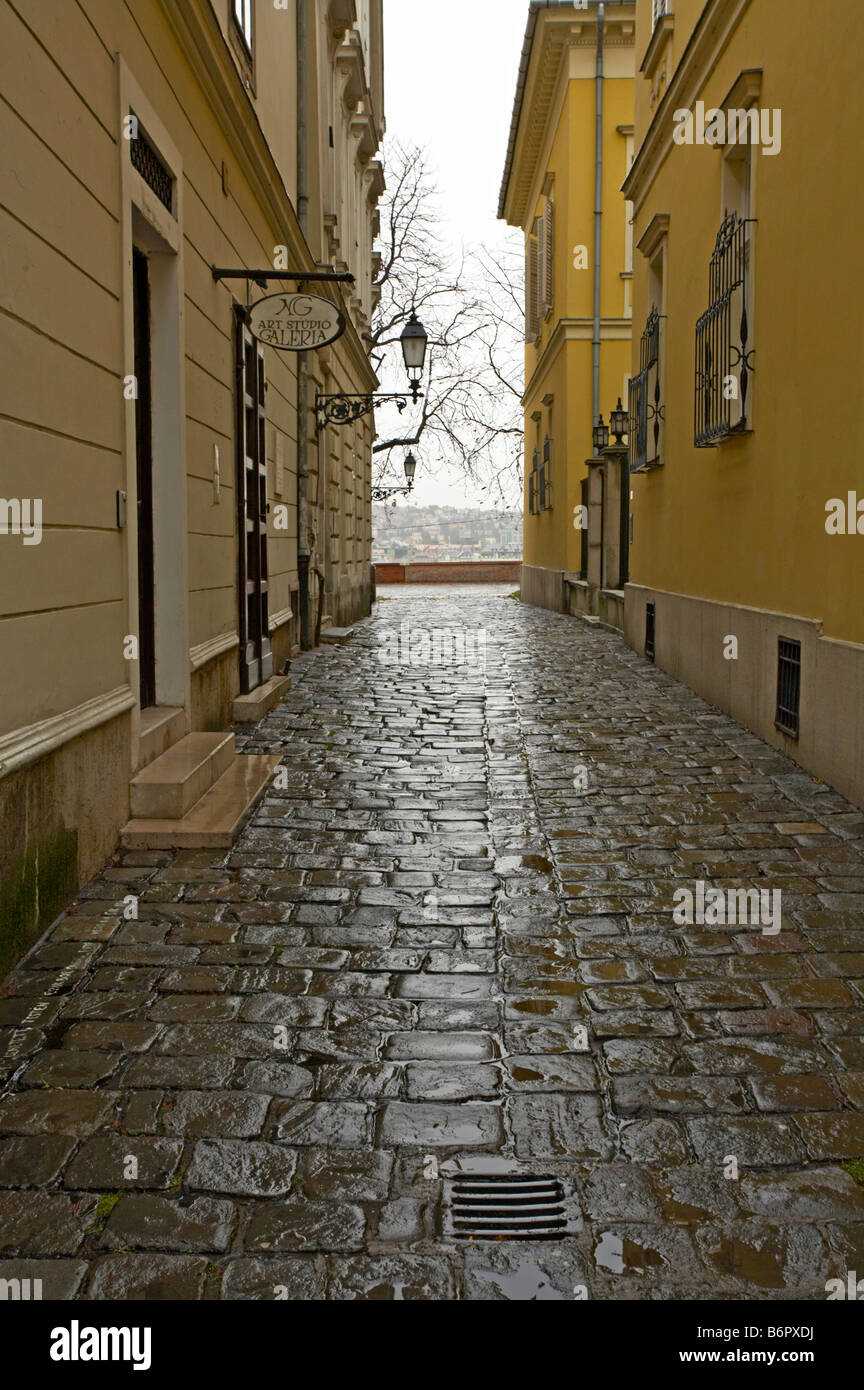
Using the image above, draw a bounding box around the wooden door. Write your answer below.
[132,248,156,709]
[234,308,272,693]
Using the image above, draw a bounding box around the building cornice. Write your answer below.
[499,2,637,227]
[623,0,754,214]
[158,1,377,388]
[524,315,633,401]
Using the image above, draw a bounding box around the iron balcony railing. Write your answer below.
[629,307,664,472]
[695,211,755,447]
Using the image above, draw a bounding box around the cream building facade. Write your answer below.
[0,0,385,974]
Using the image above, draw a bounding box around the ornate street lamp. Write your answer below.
[316,310,429,429]
[610,397,628,446]
[400,313,428,403]
[371,452,417,502]
[593,415,609,452]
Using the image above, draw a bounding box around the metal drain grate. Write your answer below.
[444,1174,569,1241]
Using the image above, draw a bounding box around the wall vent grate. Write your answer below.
[444,1174,569,1241]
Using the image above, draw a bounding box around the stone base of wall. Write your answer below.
[520,563,567,613]
[332,573,373,628]
[190,647,238,732]
[0,711,131,981]
[624,584,864,812]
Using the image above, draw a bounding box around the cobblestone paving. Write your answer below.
[2,588,864,1301]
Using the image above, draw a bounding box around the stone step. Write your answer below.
[232,674,291,724]
[121,754,281,850]
[129,731,235,820]
[137,706,187,771]
[320,626,355,645]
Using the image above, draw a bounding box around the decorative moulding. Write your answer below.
[637,213,670,260]
[189,631,239,672]
[0,686,136,781]
[640,13,674,80]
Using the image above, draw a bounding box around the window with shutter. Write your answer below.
[525,232,540,342]
[543,201,554,315]
[652,0,670,27]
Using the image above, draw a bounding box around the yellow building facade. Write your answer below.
[500,1,636,619]
[0,0,384,974]
[624,0,864,810]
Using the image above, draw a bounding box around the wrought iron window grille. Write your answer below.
[528,448,539,516]
[629,307,665,473]
[129,125,174,215]
[776,638,802,739]
[539,435,552,510]
[695,211,756,447]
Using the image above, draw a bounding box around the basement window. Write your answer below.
[776,638,801,739]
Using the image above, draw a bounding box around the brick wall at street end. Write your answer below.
[375,562,521,584]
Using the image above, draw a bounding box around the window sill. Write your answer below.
[640,14,674,80]
[696,426,754,450]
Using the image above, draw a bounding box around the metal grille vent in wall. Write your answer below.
[130,123,174,214]
[444,1174,570,1241]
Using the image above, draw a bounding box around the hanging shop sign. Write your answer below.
[248,293,345,351]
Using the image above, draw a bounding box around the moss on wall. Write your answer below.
[0,828,78,981]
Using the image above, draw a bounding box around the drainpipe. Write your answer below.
[592,2,605,452]
[296,0,311,647]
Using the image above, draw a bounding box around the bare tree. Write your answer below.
[371,141,525,509]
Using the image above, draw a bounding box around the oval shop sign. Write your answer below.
[248,293,345,351]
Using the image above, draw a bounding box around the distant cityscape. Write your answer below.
[372,504,523,563]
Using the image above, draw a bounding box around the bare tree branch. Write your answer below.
[370,140,525,504]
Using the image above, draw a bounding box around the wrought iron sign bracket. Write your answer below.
[315,392,423,431]
[371,484,414,502]
[212,267,355,289]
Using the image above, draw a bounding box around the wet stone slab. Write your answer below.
[3,588,864,1297]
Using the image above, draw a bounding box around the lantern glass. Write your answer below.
[610,397,628,441]
[593,415,609,451]
[400,313,428,373]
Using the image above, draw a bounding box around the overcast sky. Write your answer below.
[384,0,529,251]
[378,0,529,512]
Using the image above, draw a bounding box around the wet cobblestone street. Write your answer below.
[2,587,864,1300]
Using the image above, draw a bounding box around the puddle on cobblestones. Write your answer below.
[595,1230,663,1276]
[494,854,554,877]
[472,1262,565,1301]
